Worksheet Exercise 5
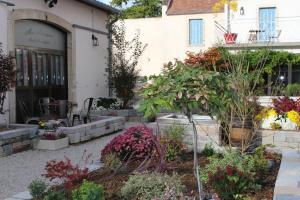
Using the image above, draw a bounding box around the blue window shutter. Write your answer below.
[189,19,203,45]
[259,8,276,41]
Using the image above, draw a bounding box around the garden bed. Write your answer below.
[86,151,281,200]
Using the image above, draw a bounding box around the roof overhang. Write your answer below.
[76,0,119,14]
[0,0,15,6]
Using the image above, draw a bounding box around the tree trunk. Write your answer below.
[187,111,203,200]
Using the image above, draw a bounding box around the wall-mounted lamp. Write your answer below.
[44,0,58,8]
[92,34,99,46]
[240,7,245,15]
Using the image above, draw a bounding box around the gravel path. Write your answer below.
[0,129,124,199]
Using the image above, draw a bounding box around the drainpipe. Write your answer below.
[226,0,231,33]
[107,15,118,97]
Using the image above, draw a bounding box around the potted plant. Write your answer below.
[36,132,69,150]
[213,0,238,44]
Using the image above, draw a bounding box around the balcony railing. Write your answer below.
[215,16,300,45]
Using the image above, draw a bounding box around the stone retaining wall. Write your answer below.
[90,109,140,122]
[157,114,220,152]
[257,129,300,150]
[0,124,39,157]
[58,116,125,144]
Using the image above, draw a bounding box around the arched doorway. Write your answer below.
[15,20,68,122]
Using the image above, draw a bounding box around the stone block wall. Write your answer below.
[157,115,221,152]
[0,124,39,157]
[257,129,300,150]
[58,116,125,144]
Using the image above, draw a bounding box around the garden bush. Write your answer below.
[28,179,47,199]
[208,165,254,200]
[102,152,122,171]
[95,97,120,110]
[72,180,104,200]
[101,126,156,161]
[43,157,89,189]
[120,173,185,200]
[43,190,66,200]
[285,83,300,96]
[202,143,216,157]
[201,150,255,183]
[158,125,186,161]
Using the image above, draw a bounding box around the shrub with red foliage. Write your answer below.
[272,96,300,114]
[184,48,226,71]
[101,126,156,161]
[208,165,254,200]
[43,157,89,190]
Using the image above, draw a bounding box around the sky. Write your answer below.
[99,0,111,4]
[98,0,133,7]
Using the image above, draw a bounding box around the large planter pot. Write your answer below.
[230,128,252,142]
[224,33,238,44]
[36,137,69,150]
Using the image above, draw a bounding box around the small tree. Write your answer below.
[111,20,145,109]
[139,61,220,199]
[0,47,14,115]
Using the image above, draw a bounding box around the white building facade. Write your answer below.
[0,0,118,123]
[124,0,224,76]
[217,0,300,52]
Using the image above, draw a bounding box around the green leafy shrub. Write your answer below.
[202,143,216,157]
[208,165,253,200]
[201,150,255,183]
[285,83,300,96]
[102,153,122,171]
[252,146,269,177]
[28,179,47,199]
[164,124,184,143]
[121,173,185,200]
[159,124,186,161]
[43,190,66,200]
[72,180,104,200]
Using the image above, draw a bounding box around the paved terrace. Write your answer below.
[0,122,157,200]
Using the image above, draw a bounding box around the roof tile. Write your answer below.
[167,0,223,15]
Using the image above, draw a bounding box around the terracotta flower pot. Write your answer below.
[230,128,251,142]
[224,33,238,44]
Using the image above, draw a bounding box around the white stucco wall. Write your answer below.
[220,0,300,45]
[0,0,111,118]
[0,3,9,125]
[75,28,109,108]
[124,6,224,76]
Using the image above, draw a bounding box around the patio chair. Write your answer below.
[269,30,282,42]
[17,100,40,124]
[72,97,94,126]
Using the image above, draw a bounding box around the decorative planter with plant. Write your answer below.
[36,132,69,150]
[213,0,238,44]
[255,96,300,130]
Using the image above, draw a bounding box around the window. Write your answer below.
[189,19,204,45]
[259,7,276,42]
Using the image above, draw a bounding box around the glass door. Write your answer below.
[259,7,276,42]
[15,47,67,122]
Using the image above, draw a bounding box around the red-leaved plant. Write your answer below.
[43,156,89,190]
[272,96,300,114]
[101,126,156,161]
[208,165,254,200]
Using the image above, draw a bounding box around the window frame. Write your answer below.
[188,19,204,46]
